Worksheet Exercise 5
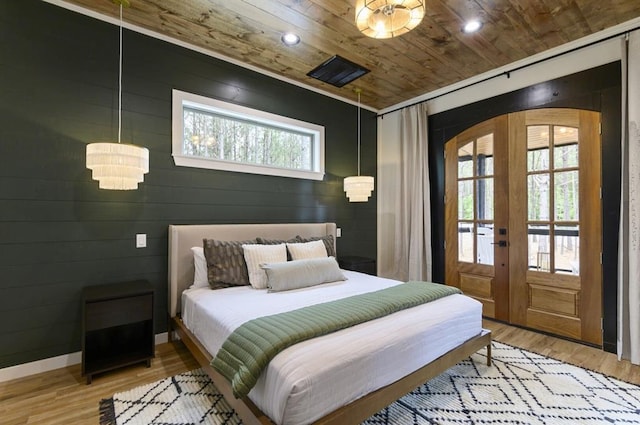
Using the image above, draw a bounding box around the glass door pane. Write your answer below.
[527,126,549,171]
[528,225,550,271]
[527,124,580,276]
[554,225,579,275]
[458,223,474,263]
[477,223,493,265]
[458,142,473,178]
[554,170,579,221]
[528,174,550,221]
[458,180,473,220]
[457,133,494,265]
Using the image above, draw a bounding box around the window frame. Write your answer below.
[172,89,325,180]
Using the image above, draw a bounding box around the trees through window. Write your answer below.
[172,90,325,180]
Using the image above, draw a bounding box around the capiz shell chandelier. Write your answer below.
[355,0,425,39]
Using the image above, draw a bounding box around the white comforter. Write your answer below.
[182,271,482,425]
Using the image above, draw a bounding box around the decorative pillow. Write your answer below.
[190,246,209,288]
[257,236,299,260]
[256,236,299,245]
[286,239,328,260]
[203,238,256,289]
[296,234,336,257]
[262,256,347,292]
[242,243,287,289]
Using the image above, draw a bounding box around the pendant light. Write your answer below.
[86,0,149,190]
[355,0,425,39]
[344,89,374,202]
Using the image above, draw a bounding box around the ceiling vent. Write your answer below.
[307,55,370,88]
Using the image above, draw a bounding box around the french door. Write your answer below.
[445,109,602,345]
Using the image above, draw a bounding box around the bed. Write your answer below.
[168,222,491,425]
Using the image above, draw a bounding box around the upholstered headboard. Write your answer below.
[168,223,337,317]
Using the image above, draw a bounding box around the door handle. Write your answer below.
[491,240,508,247]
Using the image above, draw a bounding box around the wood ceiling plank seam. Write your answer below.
[437,0,521,68]
[471,0,538,61]
[141,1,340,91]
[542,0,593,41]
[575,1,615,32]
[611,0,640,19]
[291,10,442,91]
[228,0,422,100]
[138,2,394,105]
[55,0,640,110]
[235,0,317,31]
[394,26,471,82]
[423,2,507,73]
[80,0,338,107]
[142,0,332,89]
[499,7,558,55]
[398,28,479,85]
[508,0,569,49]
[264,0,466,98]
[305,0,353,19]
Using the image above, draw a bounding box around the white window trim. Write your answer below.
[172,89,325,180]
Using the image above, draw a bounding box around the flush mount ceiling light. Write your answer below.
[344,89,374,202]
[86,0,149,190]
[355,0,425,39]
[281,32,300,46]
[463,19,482,33]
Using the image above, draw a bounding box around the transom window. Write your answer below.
[172,90,325,180]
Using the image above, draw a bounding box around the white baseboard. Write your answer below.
[0,332,169,383]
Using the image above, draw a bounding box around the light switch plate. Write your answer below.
[136,233,147,248]
[336,228,342,237]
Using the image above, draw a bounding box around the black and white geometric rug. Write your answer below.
[100,342,640,424]
[99,368,240,425]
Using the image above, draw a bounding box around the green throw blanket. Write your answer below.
[211,281,461,398]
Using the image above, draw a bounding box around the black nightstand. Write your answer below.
[338,256,377,276]
[82,280,154,384]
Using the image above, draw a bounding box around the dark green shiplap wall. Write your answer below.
[0,1,377,368]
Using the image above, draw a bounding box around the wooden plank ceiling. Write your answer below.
[61,0,640,110]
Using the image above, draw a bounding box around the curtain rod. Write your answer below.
[377,25,640,119]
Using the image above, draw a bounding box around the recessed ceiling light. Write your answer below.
[281,32,300,46]
[463,20,482,33]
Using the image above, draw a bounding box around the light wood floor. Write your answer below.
[1,320,639,425]
[0,342,199,425]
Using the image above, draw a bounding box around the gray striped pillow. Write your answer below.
[203,238,256,289]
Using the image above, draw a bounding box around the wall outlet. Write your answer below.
[136,234,147,248]
[336,228,342,237]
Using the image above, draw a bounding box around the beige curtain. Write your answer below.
[618,30,640,365]
[377,103,431,281]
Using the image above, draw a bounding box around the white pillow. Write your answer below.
[262,256,347,292]
[191,246,209,288]
[242,243,287,289]
[286,239,328,260]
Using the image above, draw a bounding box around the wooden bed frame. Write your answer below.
[168,223,492,425]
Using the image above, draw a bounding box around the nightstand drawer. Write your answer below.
[85,294,152,331]
[339,256,376,276]
[82,280,155,384]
